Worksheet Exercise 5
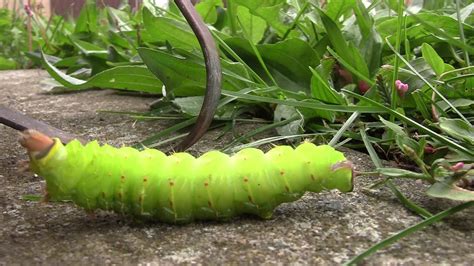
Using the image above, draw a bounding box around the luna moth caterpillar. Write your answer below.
[20,130,354,223]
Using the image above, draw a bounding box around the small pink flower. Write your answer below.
[450,162,465,171]
[24,4,33,17]
[395,80,409,97]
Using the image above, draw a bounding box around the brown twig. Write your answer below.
[173,0,222,151]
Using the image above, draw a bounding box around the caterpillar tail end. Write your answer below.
[19,129,55,158]
[331,160,355,192]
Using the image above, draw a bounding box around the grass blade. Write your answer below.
[222,90,385,113]
[236,17,278,86]
[329,111,359,146]
[386,181,434,219]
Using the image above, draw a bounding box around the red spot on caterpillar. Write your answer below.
[204,182,209,187]
[243,177,249,182]
[208,201,212,208]
[248,195,254,203]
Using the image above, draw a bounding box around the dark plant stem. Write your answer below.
[174,0,222,151]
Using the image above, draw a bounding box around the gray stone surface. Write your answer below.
[0,70,472,264]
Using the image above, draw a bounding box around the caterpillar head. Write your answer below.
[331,160,355,192]
[19,129,55,159]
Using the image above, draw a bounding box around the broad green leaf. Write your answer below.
[74,0,98,34]
[54,56,86,68]
[236,6,266,44]
[436,99,474,112]
[41,52,163,93]
[421,43,445,77]
[377,13,474,40]
[142,7,199,50]
[397,58,436,92]
[353,1,382,76]
[233,0,288,36]
[317,8,352,67]
[377,13,474,53]
[196,0,222,24]
[70,38,108,59]
[138,48,251,96]
[438,117,474,145]
[172,96,205,116]
[309,67,345,105]
[325,0,355,22]
[347,43,371,79]
[274,104,304,136]
[107,30,132,49]
[225,37,319,93]
[106,6,133,32]
[427,181,474,201]
[318,8,371,80]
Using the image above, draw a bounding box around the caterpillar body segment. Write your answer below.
[22,130,354,223]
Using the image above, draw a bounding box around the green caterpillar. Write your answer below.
[22,131,353,223]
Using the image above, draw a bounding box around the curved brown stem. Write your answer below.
[173,0,222,151]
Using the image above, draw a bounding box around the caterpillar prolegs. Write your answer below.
[20,130,354,223]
